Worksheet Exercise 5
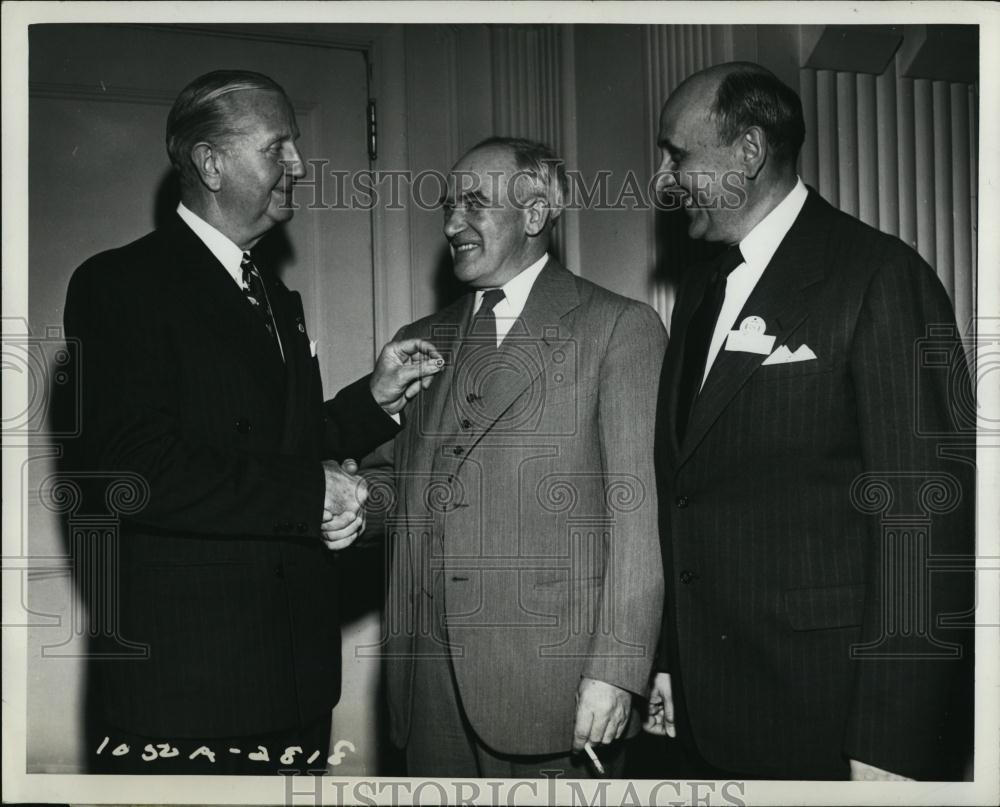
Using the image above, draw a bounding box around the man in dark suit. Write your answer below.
[374,137,666,777]
[644,62,973,780]
[65,70,442,774]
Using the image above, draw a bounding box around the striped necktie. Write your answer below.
[240,252,283,359]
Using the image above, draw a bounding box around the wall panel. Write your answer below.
[798,52,978,335]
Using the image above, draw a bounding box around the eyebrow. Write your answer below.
[659,137,686,157]
[441,190,490,207]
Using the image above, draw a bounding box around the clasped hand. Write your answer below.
[320,458,367,550]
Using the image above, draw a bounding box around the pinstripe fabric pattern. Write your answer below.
[382,261,667,757]
[64,215,399,738]
[654,189,974,779]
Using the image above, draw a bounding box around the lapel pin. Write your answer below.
[740,315,766,335]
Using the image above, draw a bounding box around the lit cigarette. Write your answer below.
[583,741,605,775]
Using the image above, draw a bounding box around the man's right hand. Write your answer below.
[643,672,676,738]
[370,338,444,416]
[321,458,368,550]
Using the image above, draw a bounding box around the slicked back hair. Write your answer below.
[166,70,289,186]
[710,63,805,166]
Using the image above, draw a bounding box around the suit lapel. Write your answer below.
[263,274,316,454]
[677,190,831,467]
[410,295,473,441]
[474,260,580,430]
[166,216,285,388]
[658,267,712,468]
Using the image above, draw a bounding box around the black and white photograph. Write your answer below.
[2,1,998,805]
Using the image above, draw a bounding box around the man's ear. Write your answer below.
[190,142,223,192]
[740,126,766,179]
[524,198,550,237]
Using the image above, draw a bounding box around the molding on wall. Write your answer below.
[369,24,412,350]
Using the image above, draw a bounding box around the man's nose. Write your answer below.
[285,144,306,179]
[443,207,466,238]
[653,161,677,197]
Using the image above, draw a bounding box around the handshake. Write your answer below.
[320,458,369,550]
[317,336,444,550]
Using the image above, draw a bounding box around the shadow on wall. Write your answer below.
[432,242,465,311]
[651,205,721,294]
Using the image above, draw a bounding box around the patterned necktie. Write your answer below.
[240,252,283,357]
[675,244,745,443]
[471,288,506,348]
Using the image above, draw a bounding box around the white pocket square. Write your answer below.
[762,343,817,365]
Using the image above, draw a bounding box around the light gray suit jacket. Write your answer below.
[374,259,666,755]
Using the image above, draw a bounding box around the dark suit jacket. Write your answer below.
[64,214,399,738]
[654,189,974,779]
[381,260,666,755]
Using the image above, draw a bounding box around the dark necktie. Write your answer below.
[240,252,283,358]
[675,244,745,443]
[471,288,506,348]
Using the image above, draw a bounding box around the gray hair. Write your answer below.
[166,70,288,186]
[710,62,805,166]
[469,136,568,221]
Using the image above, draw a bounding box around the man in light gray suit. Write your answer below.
[373,137,666,777]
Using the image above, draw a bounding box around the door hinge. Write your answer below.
[367,99,377,162]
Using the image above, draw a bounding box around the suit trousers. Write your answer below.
[404,569,624,779]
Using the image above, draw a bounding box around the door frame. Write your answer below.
[137,22,413,358]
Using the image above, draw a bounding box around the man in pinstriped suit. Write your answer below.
[66,70,442,773]
[644,62,973,780]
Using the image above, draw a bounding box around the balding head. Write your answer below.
[655,61,804,243]
[669,62,805,167]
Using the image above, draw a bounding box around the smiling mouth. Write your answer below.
[453,243,481,255]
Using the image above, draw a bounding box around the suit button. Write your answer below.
[274,565,284,579]
[675,495,689,508]
[236,418,252,434]
[680,570,696,584]
[296,522,308,534]
[452,446,463,455]
[460,419,472,429]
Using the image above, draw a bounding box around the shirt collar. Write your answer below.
[176,202,247,285]
[737,177,808,270]
[474,252,549,318]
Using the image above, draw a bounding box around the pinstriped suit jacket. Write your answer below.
[65,215,398,738]
[654,189,974,779]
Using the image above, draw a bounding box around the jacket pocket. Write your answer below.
[783,583,866,631]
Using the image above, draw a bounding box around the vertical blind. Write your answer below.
[490,25,571,263]
[800,57,978,336]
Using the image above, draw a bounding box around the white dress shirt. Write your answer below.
[701,178,808,386]
[176,202,247,289]
[176,202,284,361]
[472,253,549,347]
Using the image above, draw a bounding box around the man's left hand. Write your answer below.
[572,678,631,752]
[849,759,913,781]
[371,338,444,415]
